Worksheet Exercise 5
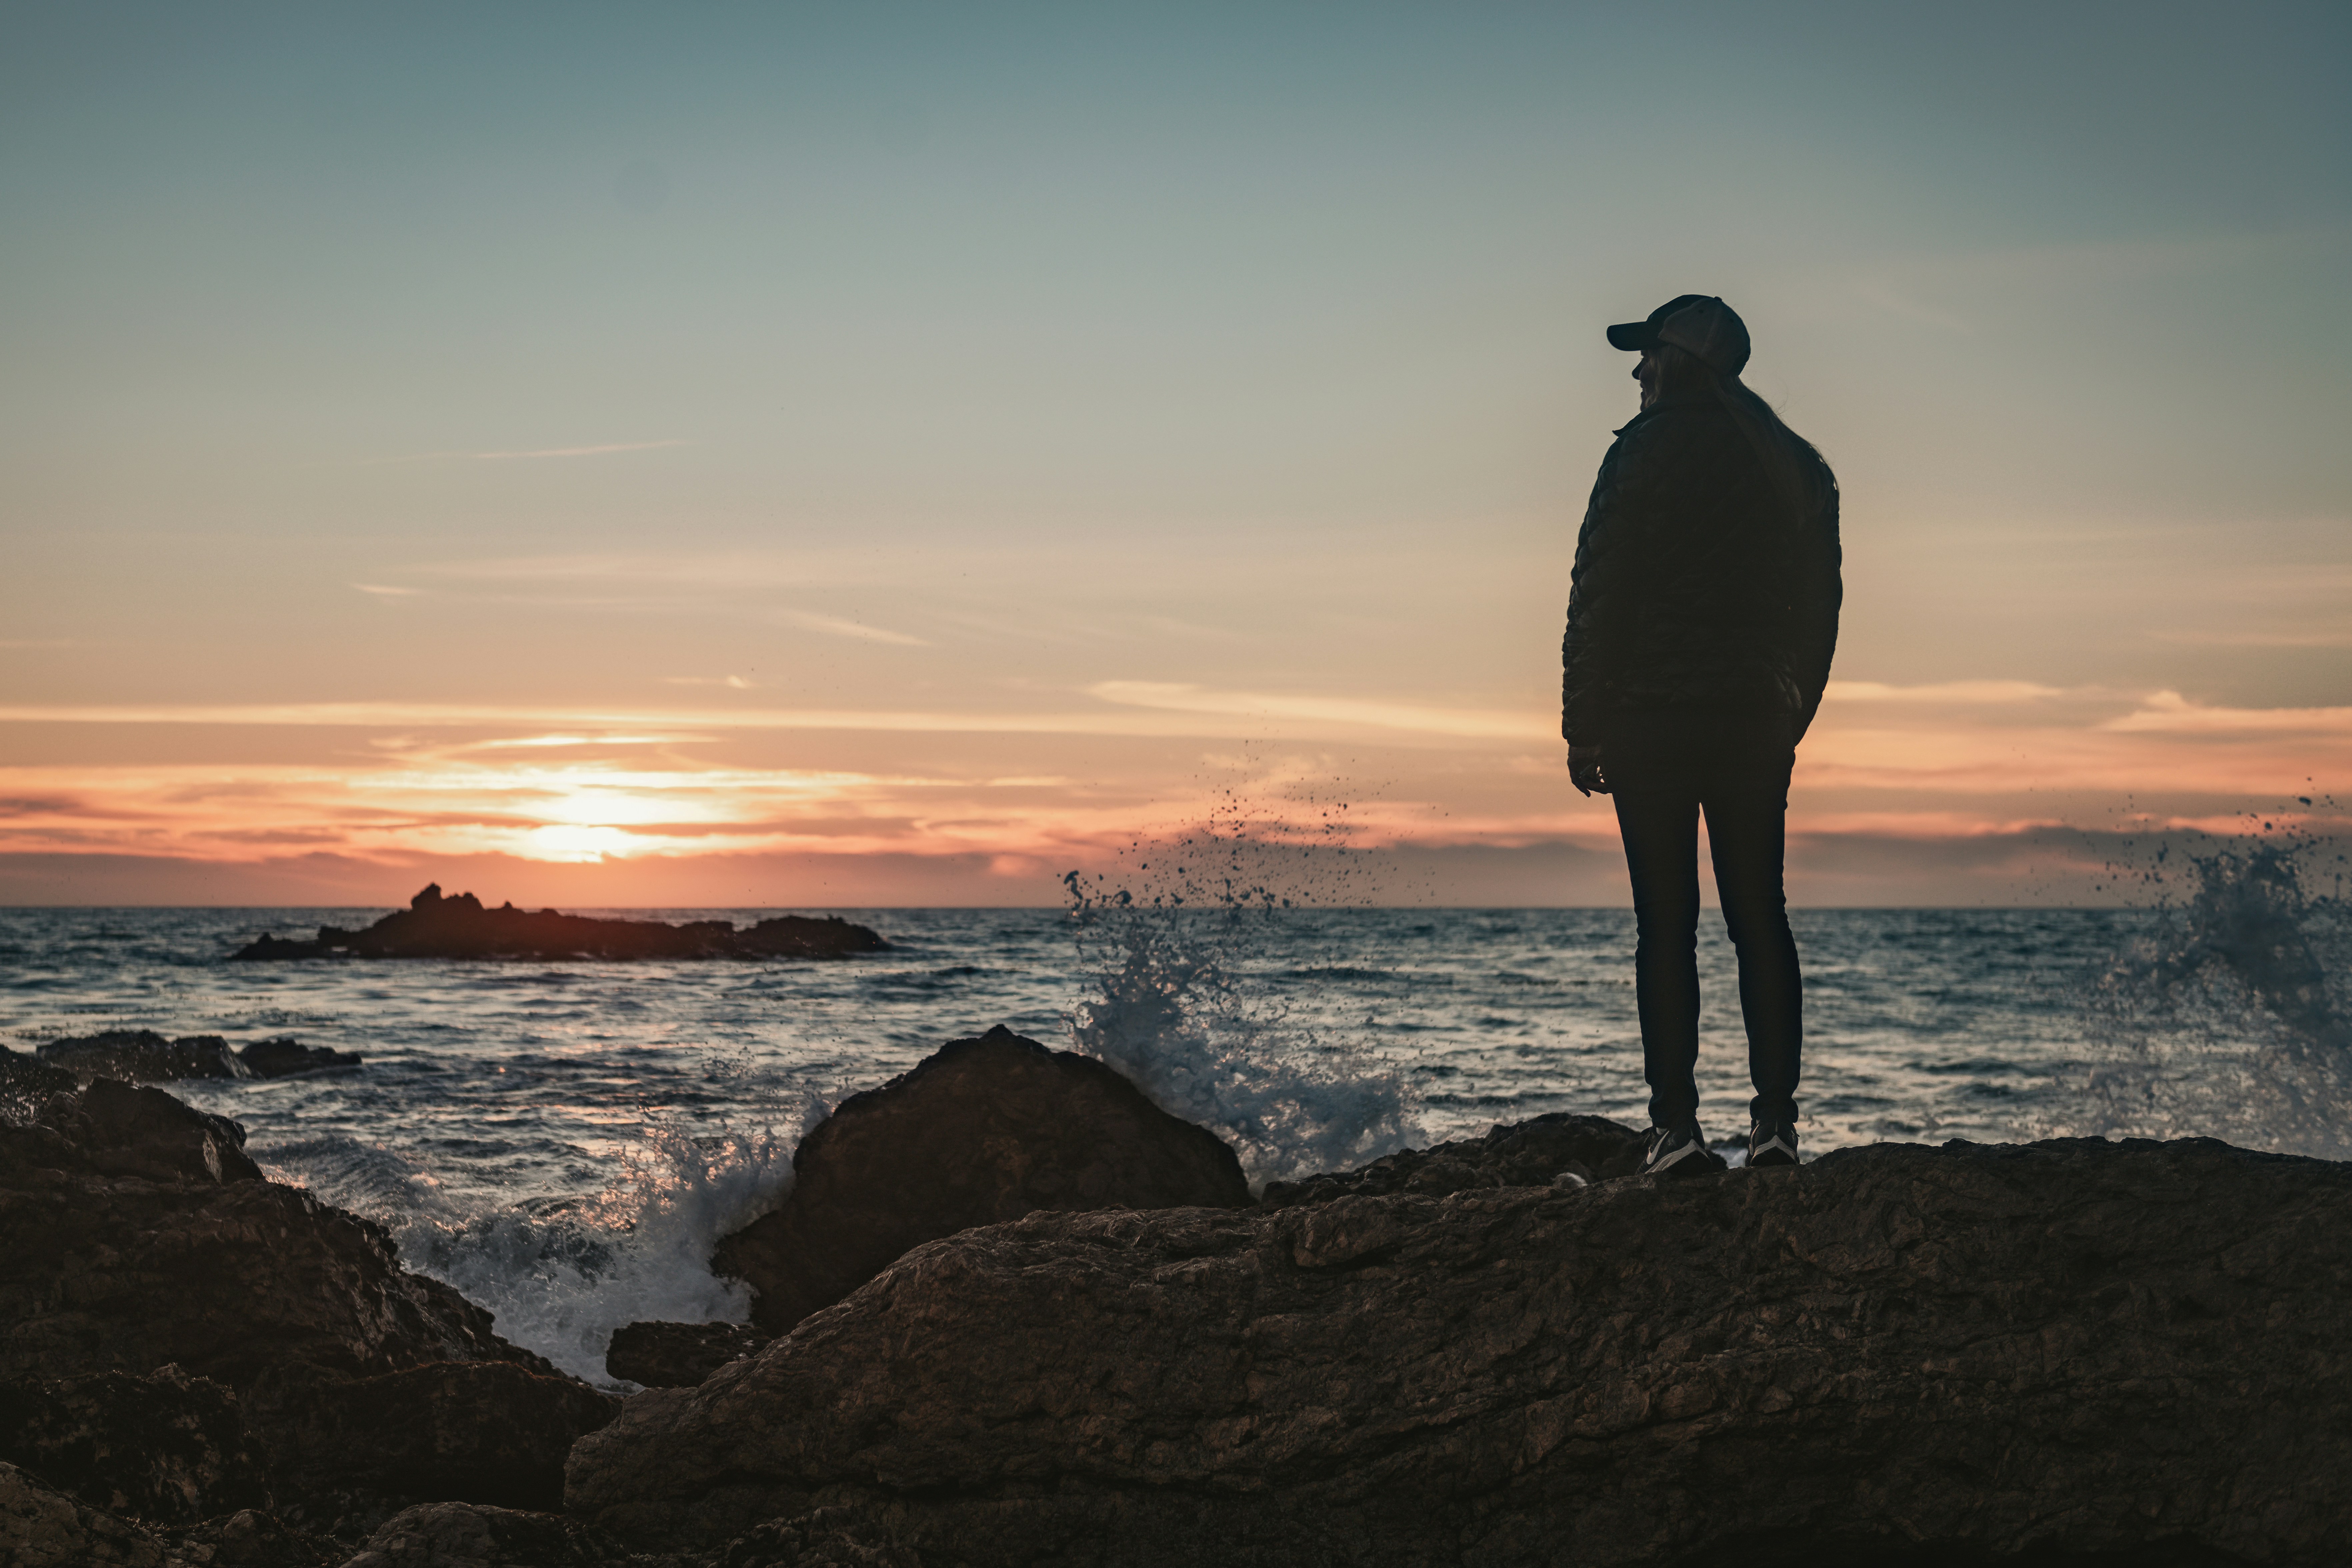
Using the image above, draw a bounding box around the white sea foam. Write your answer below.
[1064,784,1424,1186]
[262,1089,820,1387]
[2077,812,2352,1159]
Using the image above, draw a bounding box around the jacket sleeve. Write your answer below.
[1789,462,1843,739]
[1561,422,1652,747]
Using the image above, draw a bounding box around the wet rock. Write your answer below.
[573,1135,2352,1564]
[0,1045,76,1112]
[39,1029,242,1080]
[338,1501,623,1567]
[235,1038,366,1078]
[1258,1110,1646,1209]
[711,1026,1252,1336]
[606,1323,773,1389]
[0,1365,269,1524]
[0,1083,617,1517]
[233,885,886,963]
[33,1030,363,1084]
[0,1460,166,1567]
[5,1077,264,1184]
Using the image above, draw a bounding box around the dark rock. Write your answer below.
[0,1083,617,1518]
[234,1037,365,1078]
[39,1029,242,1081]
[711,1026,1253,1336]
[607,1322,773,1389]
[176,1507,338,1567]
[32,1030,363,1084]
[4,1077,265,1184]
[282,1361,618,1511]
[0,1365,269,1525]
[572,1136,2352,1564]
[0,1045,76,1113]
[1259,1110,1646,1209]
[232,884,887,963]
[0,1459,166,1566]
[340,1500,624,1567]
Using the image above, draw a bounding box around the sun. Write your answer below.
[522,824,641,862]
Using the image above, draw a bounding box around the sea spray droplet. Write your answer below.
[2078,816,2352,1159]
[1062,787,1424,1185]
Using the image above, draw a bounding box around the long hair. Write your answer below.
[1657,344,1832,528]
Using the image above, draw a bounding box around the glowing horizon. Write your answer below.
[3,5,2346,906]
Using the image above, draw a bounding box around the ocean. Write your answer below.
[4,837,2344,1388]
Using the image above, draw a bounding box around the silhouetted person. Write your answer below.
[1562,295,1841,1176]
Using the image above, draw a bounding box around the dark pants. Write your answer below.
[1606,709,1803,1131]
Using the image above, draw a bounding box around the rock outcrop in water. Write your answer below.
[232,884,887,963]
[0,1080,617,1547]
[35,1030,362,1084]
[711,1025,1254,1336]
[573,1134,2352,1565]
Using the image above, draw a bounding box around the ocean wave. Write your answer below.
[1061,789,1424,1186]
[260,1089,821,1387]
[2076,812,2352,1159]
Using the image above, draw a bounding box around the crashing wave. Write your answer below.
[2078,812,2350,1160]
[1063,788,1423,1186]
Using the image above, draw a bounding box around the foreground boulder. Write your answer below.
[574,1136,2352,1564]
[36,1030,362,1084]
[0,1083,615,1522]
[712,1026,1254,1335]
[233,884,887,962]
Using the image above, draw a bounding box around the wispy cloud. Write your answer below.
[353,583,423,599]
[473,439,690,461]
[1823,679,2071,704]
[2101,690,2352,734]
[784,611,927,646]
[363,439,691,467]
[1085,681,1546,740]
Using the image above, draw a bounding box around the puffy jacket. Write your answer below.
[1561,391,1841,748]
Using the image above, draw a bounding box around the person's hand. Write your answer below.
[1568,743,1609,797]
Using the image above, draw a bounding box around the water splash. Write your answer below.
[2077,805,2351,1158]
[1064,781,1423,1186]
[261,1078,822,1387]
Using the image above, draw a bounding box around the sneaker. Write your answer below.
[1642,1122,1713,1179]
[1748,1119,1799,1168]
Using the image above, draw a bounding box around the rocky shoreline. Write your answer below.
[7,1027,2347,1565]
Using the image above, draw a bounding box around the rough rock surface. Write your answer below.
[575,1136,2352,1564]
[339,1500,624,1567]
[0,1365,270,1524]
[1259,1111,1645,1208]
[3,1044,87,1108]
[0,1459,168,1567]
[0,1083,616,1516]
[711,1026,1253,1335]
[233,885,887,963]
[37,1030,363,1083]
[606,1323,773,1389]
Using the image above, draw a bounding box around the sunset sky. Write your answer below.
[4,2,2348,907]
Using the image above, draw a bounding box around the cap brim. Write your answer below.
[1606,321,1660,351]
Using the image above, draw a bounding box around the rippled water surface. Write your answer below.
[5,889,2341,1383]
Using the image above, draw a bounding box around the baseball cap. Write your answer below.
[1606,295,1751,376]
